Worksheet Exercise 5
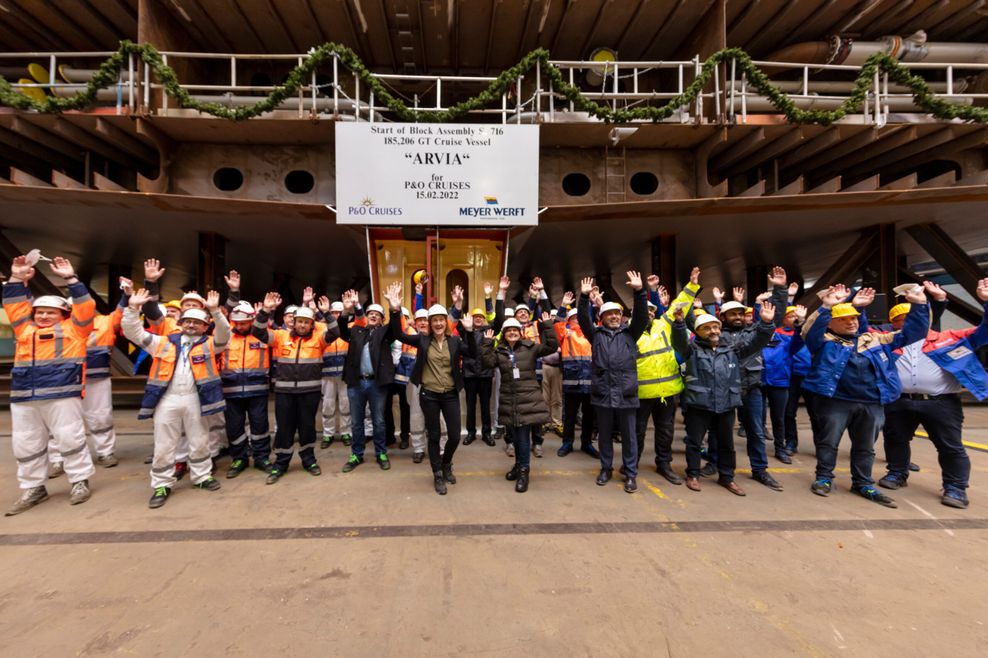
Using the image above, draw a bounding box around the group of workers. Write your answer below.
[3,253,986,513]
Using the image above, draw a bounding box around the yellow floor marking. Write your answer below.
[915,430,988,452]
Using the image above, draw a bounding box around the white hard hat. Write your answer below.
[180,292,206,307]
[514,304,530,314]
[402,307,411,318]
[32,295,70,312]
[599,302,623,315]
[504,307,514,317]
[414,309,429,320]
[366,304,385,316]
[284,305,299,315]
[502,318,522,331]
[695,313,722,329]
[427,304,448,317]
[566,307,578,319]
[294,307,315,320]
[719,301,746,315]
[229,301,255,321]
[158,304,167,316]
[647,300,657,310]
[180,308,209,323]
[330,301,344,312]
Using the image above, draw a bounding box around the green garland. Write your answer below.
[0,41,986,124]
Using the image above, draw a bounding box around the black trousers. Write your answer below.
[463,376,493,437]
[883,395,970,489]
[595,406,638,476]
[784,375,818,449]
[684,407,737,480]
[385,382,410,441]
[762,385,789,453]
[224,395,271,464]
[562,392,595,447]
[420,389,461,473]
[636,396,677,466]
[273,391,321,471]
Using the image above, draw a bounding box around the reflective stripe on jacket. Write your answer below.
[139,334,225,419]
[221,331,271,397]
[554,320,592,394]
[85,309,123,380]
[636,281,698,400]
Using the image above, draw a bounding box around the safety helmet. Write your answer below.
[284,305,299,316]
[599,302,623,315]
[294,307,315,321]
[401,307,411,318]
[330,301,344,313]
[164,300,182,311]
[32,295,71,312]
[427,304,448,317]
[694,313,721,329]
[366,304,385,316]
[502,318,523,331]
[470,307,486,318]
[414,309,429,320]
[180,308,209,323]
[646,301,657,310]
[566,307,579,319]
[830,303,860,319]
[719,301,746,315]
[229,301,255,321]
[504,308,515,317]
[888,303,911,322]
[180,292,206,307]
[514,304,531,315]
[785,306,797,315]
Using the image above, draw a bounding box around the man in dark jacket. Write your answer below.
[672,302,777,495]
[460,307,498,446]
[337,289,396,473]
[577,271,649,493]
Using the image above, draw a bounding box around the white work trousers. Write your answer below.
[321,376,351,436]
[12,397,95,489]
[150,391,213,489]
[208,413,226,458]
[81,377,116,457]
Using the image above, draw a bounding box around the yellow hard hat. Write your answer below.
[469,307,485,317]
[164,300,182,311]
[830,303,860,319]
[744,307,754,314]
[785,306,797,315]
[888,303,911,321]
[412,269,428,285]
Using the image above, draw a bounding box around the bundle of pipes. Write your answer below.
[765,31,988,67]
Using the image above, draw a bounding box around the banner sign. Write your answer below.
[335,123,539,226]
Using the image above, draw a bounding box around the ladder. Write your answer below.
[605,145,626,203]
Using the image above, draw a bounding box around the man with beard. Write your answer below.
[577,271,649,494]
[802,283,929,507]
[672,301,777,495]
[252,292,340,484]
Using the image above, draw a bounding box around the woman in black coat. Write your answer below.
[386,283,476,495]
[479,313,558,492]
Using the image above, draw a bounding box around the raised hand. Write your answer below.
[673,305,685,322]
[144,258,165,282]
[460,313,474,332]
[342,290,357,312]
[760,301,776,323]
[767,266,787,287]
[10,255,35,282]
[484,281,493,297]
[119,277,134,297]
[693,297,703,309]
[532,276,544,292]
[50,256,76,280]
[224,270,241,291]
[590,290,604,307]
[562,291,575,306]
[253,302,263,314]
[903,285,928,305]
[625,271,642,291]
[923,280,948,302]
[580,277,594,295]
[712,287,724,303]
[978,278,988,302]
[129,288,151,309]
[451,285,464,304]
[832,283,851,301]
[317,296,331,313]
[755,291,770,304]
[302,286,315,306]
[205,290,221,312]
[788,282,799,297]
[483,328,495,339]
[732,286,745,303]
[499,276,510,291]
[385,281,403,309]
[818,285,844,308]
[794,305,807,323]
[415,282,423,296]
[646,274,660,290]
[689,267,700,286]
[851,287,875,308]
[540,311,552,323]
[658,286,670,308]
[262,292,282,312]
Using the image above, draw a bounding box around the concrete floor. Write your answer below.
[1,405,987,657]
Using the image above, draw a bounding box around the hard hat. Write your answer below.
[366,303,385,316]
[413,269,428,285]
[180,292,206,307]
[888,303,911,321]
[164,300,182,311]
[414,309,429,320]
[157,304,167,317]
[514,304,531,314]
[785,306,797,315]
[229,301,255,321]
[566,307,579,319]
[694,313,721,329]
[330,301,344,312]
[599,302,623,315]
[693,308,705,317]
[745,307,754,315]
[470,307,486,318]
[427,304,448,317]
[294,307,315,320]
[180,308,209,323]
[719,301,746,315]
[32,295,70,312]
[284,305,299,315]
[504,307,515,317]
[830,303,860,319]
[401,307,411,318]
[502,318,522,331]
[646,301,657,310]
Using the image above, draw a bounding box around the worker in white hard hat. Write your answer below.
[319,299,355,449]
[3,255,97,515]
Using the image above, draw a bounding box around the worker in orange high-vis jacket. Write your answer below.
[123,288,230,509]
[3,255,97,516]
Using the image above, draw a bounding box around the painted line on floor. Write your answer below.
[903,498,955,537]
[915,430,988,454]
[1,517,985,546]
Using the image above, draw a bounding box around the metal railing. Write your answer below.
[2,49,986,126]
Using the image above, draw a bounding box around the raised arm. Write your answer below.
[121,288,164,354]
[626,271,648,339]
[251,292,280,343]
[577,277,595,339]
[670,305,693,360]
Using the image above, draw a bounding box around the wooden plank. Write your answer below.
[51,170,88,190]
[10,167,52,187]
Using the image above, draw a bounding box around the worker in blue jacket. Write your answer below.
[878,279,988,509]
[802,283,930,508]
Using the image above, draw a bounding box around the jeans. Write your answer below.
[464,376,493,437]
[813,397,884,489]
[684,407,737,480]
[762,385,788,454]
[509,425,532,467]
[385,382,410,442]
[420,389,461,473]
[636,396,677,466]
[595,406,638,477]
[562,392,595,448]
[883,395,969,490]
[224,395,271,464]
[347,379,388,458]
[736,387,768,474]
[784,375,817,450]
[273,391,320,471]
